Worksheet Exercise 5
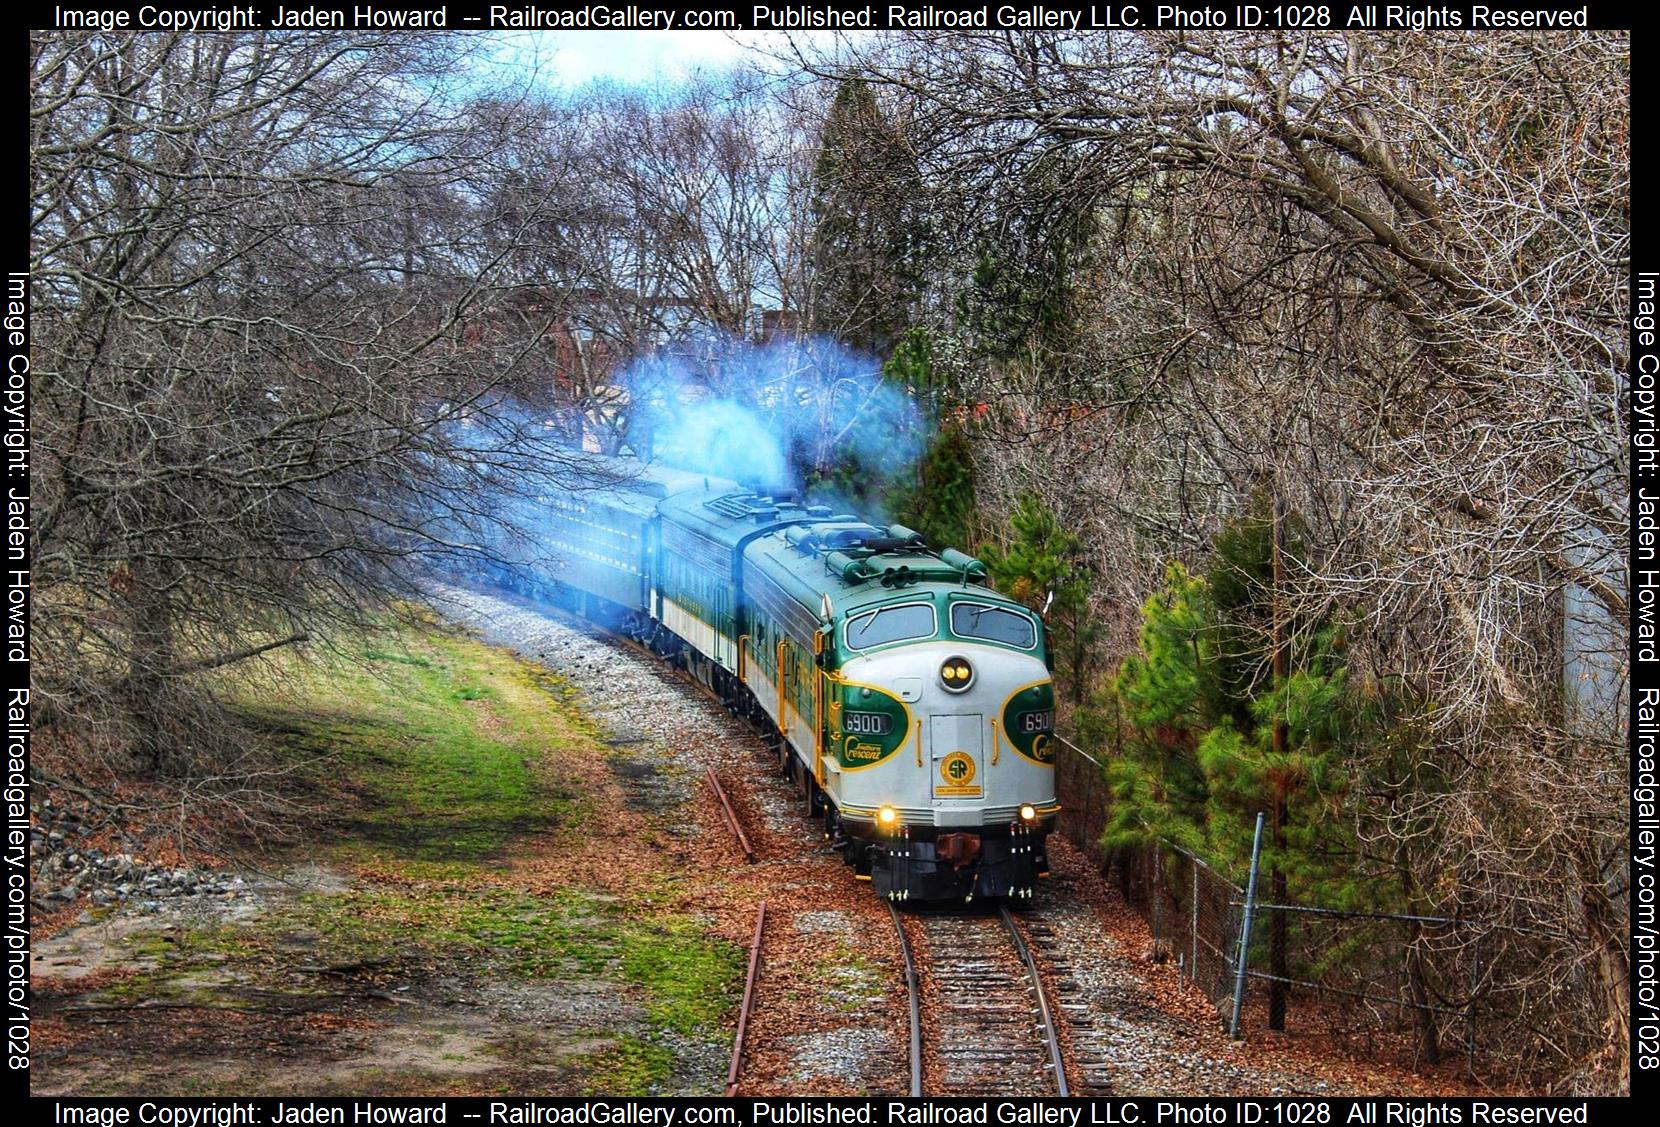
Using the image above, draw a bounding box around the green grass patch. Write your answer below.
[618,919,744,1034]
[236,628,590,861]
[360,649,433,668]
[579,1035,675,1096]
[122,925,259,963]
[287,883,739,1037]
[208,619,744,1081]
[96,881,739,1059]
[819,943,887,1014]
[96,967,190,1004]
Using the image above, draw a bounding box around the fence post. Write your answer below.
[1191,862,1200,984]
[1152,844,1164,946]
[1084,758,1095,840]
[1229,811,1266,1040]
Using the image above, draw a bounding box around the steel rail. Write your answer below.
[705,767,756,863]
[726,901,766,1097]
[885,900,924,1096]
[998,905,1070,1096]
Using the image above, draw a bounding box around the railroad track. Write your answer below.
[466,586,1082,1097]
[888,901,924,1096]
[890,903,1070,1097]
[1020,911,1117,1096]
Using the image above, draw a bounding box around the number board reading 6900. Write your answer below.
[843,711,894,736]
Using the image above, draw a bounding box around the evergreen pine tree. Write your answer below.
[956,153,1096,364]
[885,424,975,552]
[1100,563,1214,852]
[1199,506,1353,899]
[980,493,1102,706]
[884,330,977,550]
[807,79,925,357]
[1097,528,1358,904]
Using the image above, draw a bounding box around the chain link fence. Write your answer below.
[1055,735,1242,1018]
[1052,736,1545,1073]
[1132,831,1244,1026]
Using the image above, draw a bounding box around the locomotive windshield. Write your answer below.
[845,602,936,649]
[950,602,1037,649]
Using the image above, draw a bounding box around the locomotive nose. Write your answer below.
[840,641,1055,822]
[842,642,1056,901]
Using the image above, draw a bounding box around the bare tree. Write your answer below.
[827,29,1629,1088]
[30,31,597,799]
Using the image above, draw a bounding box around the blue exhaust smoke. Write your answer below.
[619,334,925,500]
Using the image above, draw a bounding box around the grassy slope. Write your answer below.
[50,625,740,1095]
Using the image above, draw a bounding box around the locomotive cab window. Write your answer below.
[844,602,936,650]
[949,602,1037,649]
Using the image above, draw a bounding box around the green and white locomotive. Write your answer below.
[502,459,1058,902]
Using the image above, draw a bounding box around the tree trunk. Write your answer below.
[125,564,174,772]
[1269,488,1289,1032]
[1405,923,1442,1065]
[1575,853,1631,1092]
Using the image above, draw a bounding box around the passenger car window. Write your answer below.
[950,602,1037,649]
[845,603,936,649]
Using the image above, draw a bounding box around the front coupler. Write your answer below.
[872,823,1043,902]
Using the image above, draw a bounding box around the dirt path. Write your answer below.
[33,611,742,1095]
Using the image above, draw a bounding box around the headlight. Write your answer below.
[939,656,974,691]
[877,804,898,828]
[1019,803,1037,823]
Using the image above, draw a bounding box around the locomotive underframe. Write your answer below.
[869,824,1045,902]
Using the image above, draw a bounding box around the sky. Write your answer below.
[485,30,831,90]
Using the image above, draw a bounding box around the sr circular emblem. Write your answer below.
[939,752,976,786]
